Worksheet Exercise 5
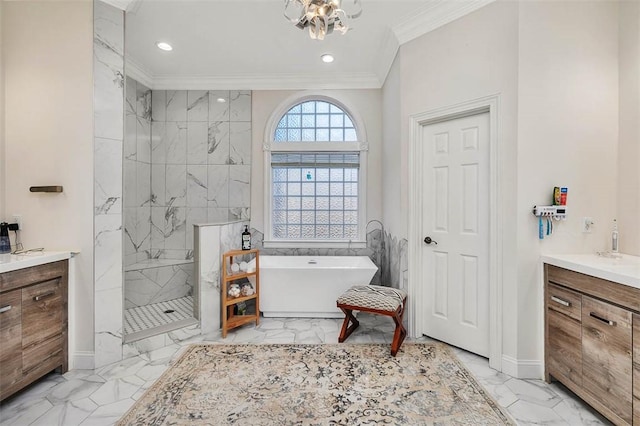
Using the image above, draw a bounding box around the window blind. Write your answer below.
[271,152,360,168]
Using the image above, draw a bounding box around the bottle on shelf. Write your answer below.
[242,225,251,250]
[612,219,619,254]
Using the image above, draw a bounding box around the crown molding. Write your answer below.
[150,73,382,91]
[124,58,154,89]
[122,58,383,90]
[392,0,496,45]
[374,27,400,87]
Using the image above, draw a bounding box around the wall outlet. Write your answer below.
[12,215,22,231]
[582,217,594,233]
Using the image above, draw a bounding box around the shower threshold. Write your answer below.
[124,296,198,343]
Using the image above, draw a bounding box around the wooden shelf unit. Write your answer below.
[221,249,259,338]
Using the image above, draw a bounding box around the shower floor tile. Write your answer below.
[124,296,194,336]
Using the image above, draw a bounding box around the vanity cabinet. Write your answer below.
[0,260,68,401]
[545,264,638,426]
[545,283,582,386]
[633,314,640,425]
[581,295,633,424]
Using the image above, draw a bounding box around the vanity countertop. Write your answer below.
[0,251,72,274]
[541,253,640,289]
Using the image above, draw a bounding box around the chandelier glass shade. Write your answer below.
[284,0,362,40]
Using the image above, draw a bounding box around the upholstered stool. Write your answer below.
[336,285,408,356]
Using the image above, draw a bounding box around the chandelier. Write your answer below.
[284,0,362,41]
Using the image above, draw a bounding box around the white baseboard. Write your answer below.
[71,351,95,370]
[502,355,543,379]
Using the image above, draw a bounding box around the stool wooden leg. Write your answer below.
[390,300,407,356]
[338,307,360,343]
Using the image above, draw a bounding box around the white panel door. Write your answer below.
[421,112,490,357]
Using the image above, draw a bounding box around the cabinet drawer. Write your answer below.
[547,308,582,385]
[582,296,632,424]
[547,283,581,321]
[0,260,67,293]
[22,334,63,377]
[0,289,23,392]
[22,279,63,348]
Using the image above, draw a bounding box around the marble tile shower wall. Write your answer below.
[94,0,124,368]
[124,264,194,309]
[383,231,408,293]
[150,90,252,261]
[195,221,249,334]
[124,76,152,267]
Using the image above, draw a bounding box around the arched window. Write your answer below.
[264,96,367,246]
[274,100,358,142]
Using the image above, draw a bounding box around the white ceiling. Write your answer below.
[121,0,493,90]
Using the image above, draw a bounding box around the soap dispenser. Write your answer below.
[612,219,619,254]
[0,222,10,254]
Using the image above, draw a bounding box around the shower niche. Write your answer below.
[122,76,252,342]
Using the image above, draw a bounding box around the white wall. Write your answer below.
[388,0,626,375]
[618,0,640,256]
[381,54,402,237]
[517,0,619,363]
[250,89,383,233]
[0,2,5,220]
[3,2,94,354]
[396,0,521,362]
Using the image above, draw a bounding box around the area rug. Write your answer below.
[118,343,513,425]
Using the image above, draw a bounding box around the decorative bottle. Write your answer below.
[242,225,251,250]
[612,219,619,254]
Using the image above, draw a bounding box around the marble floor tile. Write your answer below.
[0,398,52,425]
[0,313,610,426]
[283,318,314,331]
[262,330,297,343]
[30,398,97,426]
[293,329,324,344]
[138,344,181,365]
[45,380,104,405]
[89,376,145,406]
[553,398,609,425]
[481,382,519,408]
[256,319,286,330]
[134,364,168,383]
[95,357,147,382]
[79,399,136,426]
[507,400,568,425]
[504,378,563,408]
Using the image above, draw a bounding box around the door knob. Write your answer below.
[424,237,438,245]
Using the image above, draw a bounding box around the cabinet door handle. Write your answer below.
[0,305,12,314]
[551,296,570,307]
[589,312,616,326]
[33,291,56,302]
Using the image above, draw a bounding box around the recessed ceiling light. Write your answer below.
[321,54,334,63]
[216,98,227,103]
[156,41,173,51]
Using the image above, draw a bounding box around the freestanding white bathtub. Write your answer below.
[248,256,378,318]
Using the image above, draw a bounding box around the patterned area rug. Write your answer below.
[118,343,513,425]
